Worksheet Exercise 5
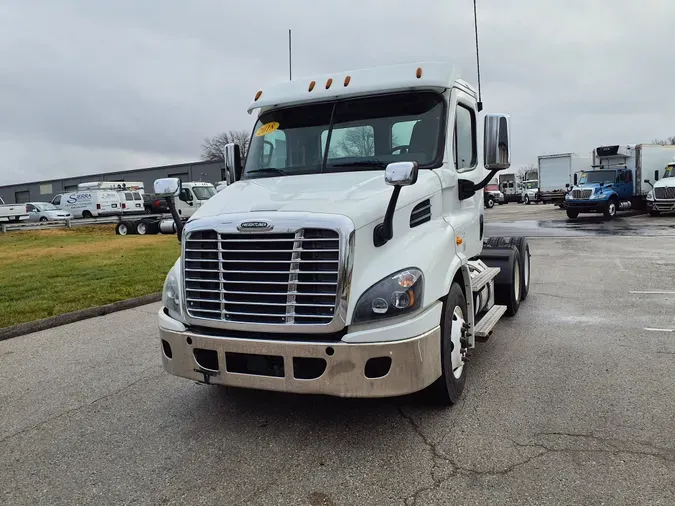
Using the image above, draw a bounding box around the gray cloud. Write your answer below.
[1,0,674,185]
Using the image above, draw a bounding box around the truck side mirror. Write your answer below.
[565,183,570,188]
[573,174,578,186]
[374,162,419,247]
[153,178,181,197]
[153,177,183,242]
[225,143,242,182]
[655,170,659,182]
[384,161,418,187]
[483,114,511,170]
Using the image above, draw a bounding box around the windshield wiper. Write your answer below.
[246,168,287,177]
[330,160,387,168]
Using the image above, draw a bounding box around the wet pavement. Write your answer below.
[485,204,675,237]
[2,236,674,505]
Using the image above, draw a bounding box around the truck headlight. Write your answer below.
[353,268,424,323]
[647,190,654,201]
[163,263,185,323]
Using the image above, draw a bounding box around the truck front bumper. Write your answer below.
[158,309,442,398]
[650,200,675,212]
[564,200,607,212]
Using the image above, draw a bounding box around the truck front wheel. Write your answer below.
[649,209,660,217]
[603,199,617,220]
[426,282,467,406]
[566,209,579,219]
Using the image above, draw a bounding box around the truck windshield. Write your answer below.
[244,91,445,179]
[525,181,538,190]
[192,186,216,200]
[579,171,615,185]
[664,165,674,179]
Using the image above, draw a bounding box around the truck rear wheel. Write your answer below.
[478,245,521,316]
[426,282,467,406]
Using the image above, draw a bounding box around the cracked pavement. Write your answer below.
[1,236,675,505]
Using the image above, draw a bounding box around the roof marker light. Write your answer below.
[344,76,351,87]
[254,90,263,101]
[308,81,316,92]
[325,78,333,89]
[416,67,423,79]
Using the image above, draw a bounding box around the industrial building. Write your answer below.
[0,160,225,204]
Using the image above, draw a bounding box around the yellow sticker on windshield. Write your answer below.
[255,122,280,137]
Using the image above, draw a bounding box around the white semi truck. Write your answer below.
[153,62,531,405]
[647,158,675,216]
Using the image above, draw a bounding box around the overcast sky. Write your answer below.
[1,0,673,186]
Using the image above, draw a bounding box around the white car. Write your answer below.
[25,202,72,222]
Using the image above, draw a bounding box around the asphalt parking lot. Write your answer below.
[2,208,675,505]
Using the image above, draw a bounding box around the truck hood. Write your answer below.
[653,178,675,189]
[189,171,441,230]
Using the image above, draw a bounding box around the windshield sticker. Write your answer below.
[255,122,280,137]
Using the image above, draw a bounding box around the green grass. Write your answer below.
[0,226,180,328]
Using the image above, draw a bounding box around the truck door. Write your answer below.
[616,169,633,199]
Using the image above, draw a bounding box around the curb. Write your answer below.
[0,293,162,342]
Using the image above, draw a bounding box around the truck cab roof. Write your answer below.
[247,62,474,114]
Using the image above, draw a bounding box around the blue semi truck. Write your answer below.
[565,144,675,220]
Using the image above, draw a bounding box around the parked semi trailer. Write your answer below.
[565,144,675,220]
[538,152,592,207]
[152,62,532,406]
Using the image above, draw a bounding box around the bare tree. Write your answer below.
[328,127,375,158]
[651,136,675,146]
[515,163,537,182]
[201,130,250,161]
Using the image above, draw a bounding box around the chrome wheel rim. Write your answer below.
[450,306,465,379]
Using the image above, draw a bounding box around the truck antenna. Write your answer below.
[288,29,292,81]
[473,0,483,112]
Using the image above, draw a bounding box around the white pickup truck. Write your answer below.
[0,197,29,222]
[153,62,531,405]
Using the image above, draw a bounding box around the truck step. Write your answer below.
[474,304,507,341]
[470,267,501,292]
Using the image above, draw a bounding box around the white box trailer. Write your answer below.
[635,144,675,196]
[538,152,592,206]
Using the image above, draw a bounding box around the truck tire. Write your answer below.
[486,196,495,208]
[143,219,160,234]
[524,194,530,205]
[483,237,530,300]
[478,245,521,316]
[603,199,617,220]
[82,211,93,219]
[566,209,579,219]
[115,222,131,235]
[135,220,148,235]
[649,209,661,217]
[425,282,467,405]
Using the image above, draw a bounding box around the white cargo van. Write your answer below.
[119,190,145,214]
[51,190,122,218]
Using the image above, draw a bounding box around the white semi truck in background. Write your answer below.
[152,62,532,405]
[648,158,675,216]
[538,152,592,207]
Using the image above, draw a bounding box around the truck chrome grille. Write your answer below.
[183,228,340,325]
[654,187,675,200]
[572,189,592,199]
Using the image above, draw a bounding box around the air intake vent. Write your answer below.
[410,199,431,228]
